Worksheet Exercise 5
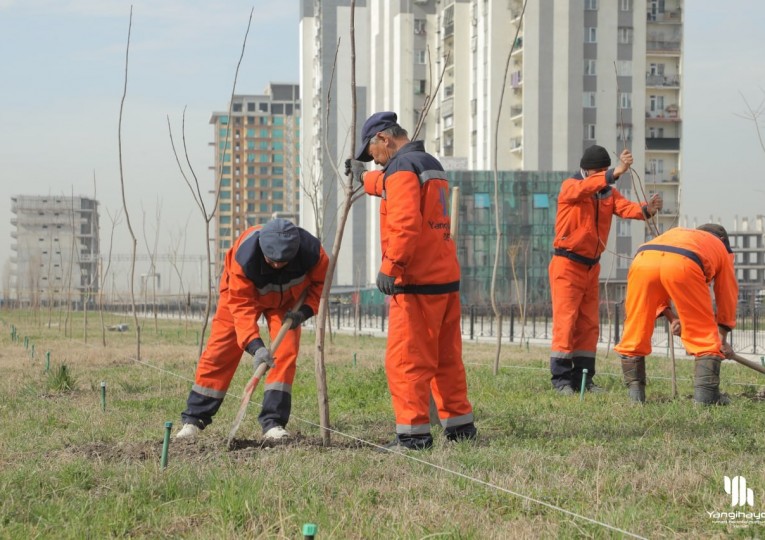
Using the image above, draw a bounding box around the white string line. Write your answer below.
[57,338,645,539]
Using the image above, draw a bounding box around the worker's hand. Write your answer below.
[647,193,663,216]
[720,341,734,360]
[670,319,681,336]
[344,159,366,185]
[283,310,305,330]
[252,347,274,370]
[376,271,397,295]
[614,149,633,177]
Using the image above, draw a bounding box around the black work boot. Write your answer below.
[620,355,646,403]
[573,356,603,393]
[377,434,433,452]
[694,356,731,405]
[445,422,477,442]
[550,357,574,393]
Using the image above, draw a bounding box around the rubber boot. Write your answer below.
[620,355,646,403]
[694,356,731,405]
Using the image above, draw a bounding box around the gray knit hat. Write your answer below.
[259,218,300,262]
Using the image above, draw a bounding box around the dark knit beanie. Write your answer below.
[580,145,611,169]
[697,223,733,253]
[259,218,300,262]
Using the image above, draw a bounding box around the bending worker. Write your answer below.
[176,218,328,440]
[347,111,476,450]
[615,224,737,405]
[550,145,662,394]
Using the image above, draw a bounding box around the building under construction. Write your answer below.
[9,195,99,306]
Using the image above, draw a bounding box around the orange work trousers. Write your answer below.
[385,291,473,436]
[549,256,601,360]
[615,250,723,358]
[194,299,300,395]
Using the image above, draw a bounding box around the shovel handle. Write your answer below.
[226,288,310,447]
[730,351,765,376]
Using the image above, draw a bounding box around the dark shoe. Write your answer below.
[554,385,575,396]
[586,383,606,394]
[621,355,646,403]
[445,422,477,442]
[375,435,433,452]
[627,382,646,403]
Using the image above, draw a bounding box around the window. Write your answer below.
[247,116,255,125]
[247,103,256,112]
[619,92,632,109]
[583,92,596,108]
[272,129,284,138]
[584,59,597,75]
[220,203,231,212]
[219,190,231,199]
[647,159,664,175]
[618,27,633,44]
[247,166,255,175]
[584,124,596,140]
[585,0,598,10]
[617,220,631,237]
[273,191,284,200]
[220,216,231,224]
[220,178,231,186]
[648,127,665,138]
[260,166,270,174]
[621,0,631,10]
[617,253,630,269]
[617,126,632,141]
[414,18,426,34]
[272,166,284,175]
[585,27,597,43]
[222,166,231,174]
[415,50,427,64]
[232,103,242,112]
[649,94,665,112]
[415,79,427,94]
[616,60,632,76]
[219,128,229,138]
[649,63,665,76]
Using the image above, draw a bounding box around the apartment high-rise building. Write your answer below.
[9,195,99,305]
[210,83,300,268]
[301,0,684,291]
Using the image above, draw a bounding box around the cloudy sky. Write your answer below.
[1,0,764,279]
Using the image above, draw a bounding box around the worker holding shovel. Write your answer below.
[176,218,329,440]
[614,224,737,404]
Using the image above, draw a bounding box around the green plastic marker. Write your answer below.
[302,523,318,539]
[761,356,764,368]
[353,352,357,367]
[100,381,107,411]
[24,336,28,349]
[30,344,35,359]
[45,351,50,372]
[579,369,588,401]
[161,421,173,469]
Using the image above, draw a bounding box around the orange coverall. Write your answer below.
[364,140,473,441]
[614,228,737,359]
[181,224,328,432]
[549,169,649,389]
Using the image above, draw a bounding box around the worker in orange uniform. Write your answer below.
[614,224,737,404]
[550,145,662,395]
[347,111,476,450]
[175,218,329,440]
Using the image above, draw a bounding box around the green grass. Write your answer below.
[1,309,764,538]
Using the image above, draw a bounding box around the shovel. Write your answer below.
[730,351,765,376]
[226,289,309,448]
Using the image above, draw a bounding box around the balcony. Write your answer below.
[645,137,680,151]
[647,9,682,23]
[510,106,523,118]
[647,40,681,53]
[510,137,523,152]
[645,106,680,122]
[646,74,680,87]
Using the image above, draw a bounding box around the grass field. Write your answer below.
[1,309,765,539]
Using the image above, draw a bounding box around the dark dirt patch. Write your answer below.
[58,433,371,464]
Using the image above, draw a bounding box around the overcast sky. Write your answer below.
[1,0,764,276]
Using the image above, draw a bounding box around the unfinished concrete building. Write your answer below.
[9,195,99,306]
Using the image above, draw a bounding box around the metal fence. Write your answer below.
[315,303,765,355]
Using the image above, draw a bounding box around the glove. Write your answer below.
[376,271,397,295]
[252,346,274,370]
[344,158,366,185]
[283,310,306,330]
